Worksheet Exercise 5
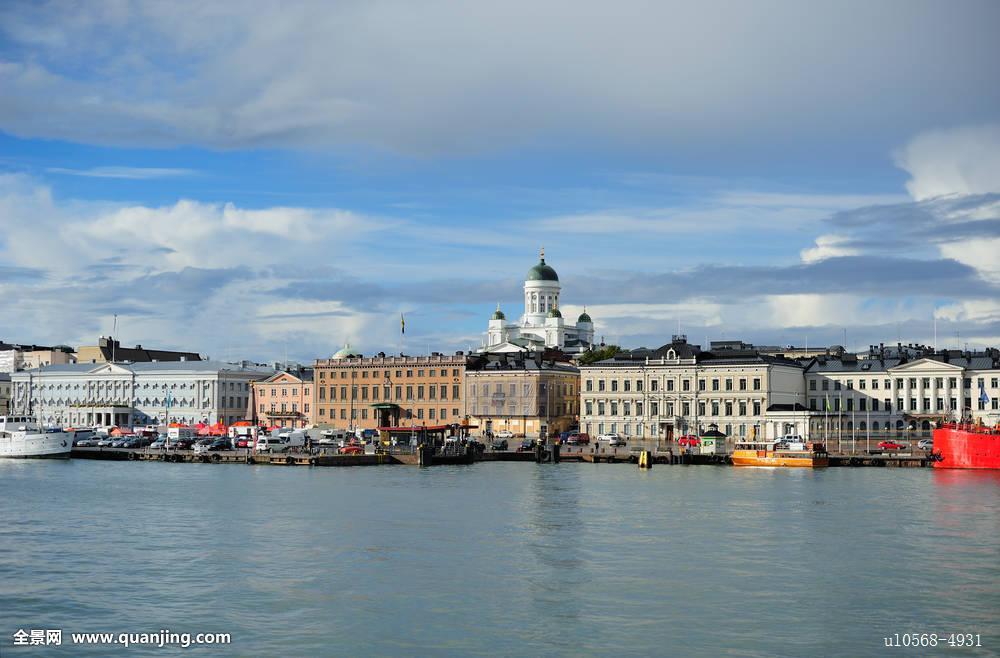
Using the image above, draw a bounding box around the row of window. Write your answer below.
[261,403,311,413]
[318,368,461,380]
[317,384,461,402]
[317,407,459,420]
[467,382,575,396]
[584,400,763,418]
[585,377,762,393]
[260,387,312,397]
[810,377,999,392]
[809,397,999,412]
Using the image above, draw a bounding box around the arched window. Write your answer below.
[921,420,931,430]
[847,421,853,430]
[895,420,904,430]
[872,421,880,431]
[859,421,867,430]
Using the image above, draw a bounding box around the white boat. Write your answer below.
[0,415,72,459]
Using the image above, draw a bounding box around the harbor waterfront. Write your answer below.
[2,460,998,657]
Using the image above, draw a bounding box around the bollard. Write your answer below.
[638,449,653,469]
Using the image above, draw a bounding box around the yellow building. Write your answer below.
[465,352,579,440]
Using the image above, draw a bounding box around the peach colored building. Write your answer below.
[253,369,314,428]
[313,346,471,431]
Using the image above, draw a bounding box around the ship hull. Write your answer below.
[731,450,828,468]
[932,427,1000,469]
[0,431,72,459]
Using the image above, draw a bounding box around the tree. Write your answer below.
[577,345,622,365]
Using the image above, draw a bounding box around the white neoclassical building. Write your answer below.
[483,249,595,354]
[10,361,273,428]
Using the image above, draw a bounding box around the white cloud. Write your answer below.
[46,166,196,179]
[0,2,997,153]
[800,234,860,264]
[894,123,1000,201]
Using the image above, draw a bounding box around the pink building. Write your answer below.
[253,370,313,428]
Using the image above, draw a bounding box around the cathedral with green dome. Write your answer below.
[483,248,595,354]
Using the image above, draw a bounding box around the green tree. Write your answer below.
[577,345,622,365]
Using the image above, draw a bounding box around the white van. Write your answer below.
[256,431,306,453]
[167,426,195,441]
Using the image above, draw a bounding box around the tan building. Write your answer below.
[313,345,471,430]
[0,343,76,372]
[252,369,314,428]
[466,352,579,439]
[77,336,201,364]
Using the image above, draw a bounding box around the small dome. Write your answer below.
[526,247,558,281]
[547,307,562,318]
[332,342,361,359]
[577,308,592,323]
[491,304,506,320]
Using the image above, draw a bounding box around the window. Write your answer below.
[740,378,748,391]
[753,378,761,391]
[725,401,732,415]
[417,385,424,400]
[712,379,720,391]
[651,401,658,416]
[809,399,816,411]
[872,399,879,411]
[739,401,747,415]
[822,380,829,391]
[623,403,631,416]
[872,379,879,389]
[636,380,643,392]
[834,381,841,391]
[610,402,618,415]
[586,401,593,415]
[452,385,460,399]
[859,379,866,390]
[682,402,690,416]
[699,402,706,416]
[725,379,733,391]
[406,386,413,400]
[623,380,630,392]
[636,402,643,415]
[711,401,719,415]
[846,380,853,390]
[586,380,593,392]
[598,380,606,392]
[859,398,867,411]
[698,379,706,391]
[598,402,606,416]
[682,379,690,392]
[909,378,917,388]
[752,401,761,415]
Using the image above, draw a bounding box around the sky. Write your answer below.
[1,0,999,363]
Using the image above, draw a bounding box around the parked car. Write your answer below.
[75,437,100,447]
[878,440,908,450]
[566,432,590,445]
[207,438,230,452]
[149,438,167,450]
[193,438,215,454]
[677,435,700,447]
[110,438,131,448]
[599,433,626,447]
[169,438,195,450]
[95,437,116,447]
[917,438,934,450]
[516,439,535,452]
[495,430,514,440]
[491,439,509,451]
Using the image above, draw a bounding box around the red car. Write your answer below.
[677,435,700,447]
[566,433,590,445]
[878,440,908,450]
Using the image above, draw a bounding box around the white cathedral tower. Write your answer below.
[483,248,595,354]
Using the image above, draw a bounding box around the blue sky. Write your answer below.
[1,0,999,362]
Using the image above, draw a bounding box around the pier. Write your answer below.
[71,444,935,468]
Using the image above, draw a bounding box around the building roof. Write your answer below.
[547,307,562,318]
[491,304,506,320]
[332,343,362,359]
[16,361,273,376]
[805,347,1000,374]
[577,309,592,323]
[468,351,578,374]
[81,337,201,363]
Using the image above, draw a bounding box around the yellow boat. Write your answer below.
[731,441,829,468]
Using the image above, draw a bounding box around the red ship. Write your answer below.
[932,423,1000,469]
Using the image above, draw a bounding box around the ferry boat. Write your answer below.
[0,415,72,459]
[731,440,829,468]
[932,423,1000,469]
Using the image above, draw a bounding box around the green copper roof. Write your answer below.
[577,310,592,323]
[527,257,559,282]
[491,304,506,320]
[547,307,562,318]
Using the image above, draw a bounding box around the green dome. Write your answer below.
[491,304,506,320]
[332,342,361,359]
[577,310,592,323]
[547,307,562,318]
[527,258,559,282]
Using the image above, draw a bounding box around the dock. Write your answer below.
[69,445,934,468]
